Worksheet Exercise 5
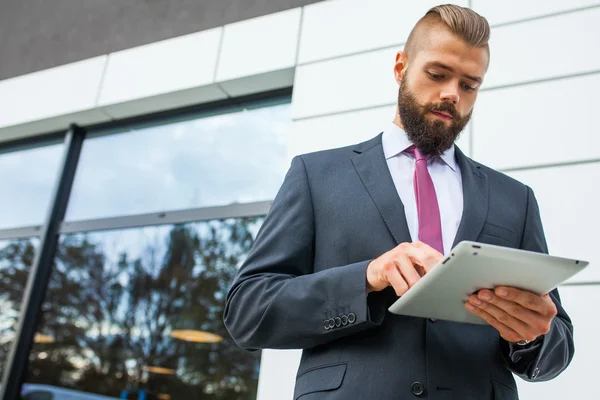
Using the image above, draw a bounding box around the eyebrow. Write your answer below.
[426,61,482,84]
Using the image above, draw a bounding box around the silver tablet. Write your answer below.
[387,241,589,325]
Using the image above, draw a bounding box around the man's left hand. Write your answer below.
[464,286,558,343]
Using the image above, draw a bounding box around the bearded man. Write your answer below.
[224,4,574,399]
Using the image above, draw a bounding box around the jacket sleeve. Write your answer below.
[223,156,388,350]
[501,185,575,381]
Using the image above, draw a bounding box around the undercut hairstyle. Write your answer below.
[404,4,490,63]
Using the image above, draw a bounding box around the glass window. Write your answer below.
[0,238,38,376]
[0,143,64,229]
[66,100,291,221]
[24,216,264,399]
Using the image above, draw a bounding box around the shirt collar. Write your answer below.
[382,122,458,171]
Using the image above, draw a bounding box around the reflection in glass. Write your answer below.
[0,144,64,229]
[25,217,264,399]
[66,101,291,221]
[0,238,38,377]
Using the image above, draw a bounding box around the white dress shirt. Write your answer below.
[382,122,463,255]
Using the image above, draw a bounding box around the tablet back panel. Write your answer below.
[387,241,589,325]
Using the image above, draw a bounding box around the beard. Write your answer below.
[397,79,472,156]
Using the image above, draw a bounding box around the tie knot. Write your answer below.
[409,146,429,162]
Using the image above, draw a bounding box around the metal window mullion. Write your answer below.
[0,226,42,241]
[0,202,272,240]
[57,201,272,235]
[0,125,86,400]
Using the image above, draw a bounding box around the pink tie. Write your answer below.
[412,147,444,254]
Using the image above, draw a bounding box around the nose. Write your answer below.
[440,84,460,105]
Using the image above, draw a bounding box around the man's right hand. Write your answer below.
[366,241,444,295]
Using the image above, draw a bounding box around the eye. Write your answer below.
[428,72,444,80]
[462,82,477,92]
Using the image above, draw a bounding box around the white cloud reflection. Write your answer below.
[66,103,291,221]
[0,102,291,229]
[0,145,64,229]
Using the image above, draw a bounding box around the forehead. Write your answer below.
[410,26,489,77]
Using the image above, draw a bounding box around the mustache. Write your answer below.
[427,102,459,119]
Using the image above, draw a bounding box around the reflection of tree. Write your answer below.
[0,239,37,377]
[2,217,262,399]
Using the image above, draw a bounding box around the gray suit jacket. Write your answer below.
[224,134,574,400]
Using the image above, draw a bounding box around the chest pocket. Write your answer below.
[478,222,519,248]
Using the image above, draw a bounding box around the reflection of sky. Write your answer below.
[0,102,290,229]
[66,103,291,221]
[0,145,64,229]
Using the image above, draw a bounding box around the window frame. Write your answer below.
[0,87,291,400]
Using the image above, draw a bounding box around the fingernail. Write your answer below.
[480,291,492,301]
[466,303,476,311]
[471,297,482,306]
[497,288,508,297]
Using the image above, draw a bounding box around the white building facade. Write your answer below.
[0,1,598,399]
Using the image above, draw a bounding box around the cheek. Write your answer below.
[411,85,437,107]
[458,94,478,115]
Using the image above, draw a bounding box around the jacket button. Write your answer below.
[347,313,356,324]
[341,315,348,325]
[411,382,425,396]
[334,317,342,327]
[324,320,331,330]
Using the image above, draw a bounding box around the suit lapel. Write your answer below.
[351,134,412,245]
[452,146,489,248]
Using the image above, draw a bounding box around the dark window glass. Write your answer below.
[66,101,291,221]
[0,238,38,376]
[23,216,263,400]
[0,144,64,229]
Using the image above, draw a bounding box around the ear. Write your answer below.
[393,51,408,85]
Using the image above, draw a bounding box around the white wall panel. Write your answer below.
[473,73,600,170]
[289,105,395,160]
[288,105,471,166]
[256,349,302,400]
[97,28,222,107]
[216,8,301,82]
[473,0,600,26]
[297,0,467,64]
[508,163,600,283]
[291,48,398,120]
[484,7,600,88]
[517,285,600,399]
[0,56,107,129]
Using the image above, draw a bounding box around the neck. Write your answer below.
[393,109,405,131]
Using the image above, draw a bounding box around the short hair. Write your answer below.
[404,4,490,61]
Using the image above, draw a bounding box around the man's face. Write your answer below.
[395,27,488,155]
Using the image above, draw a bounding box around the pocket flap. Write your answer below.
[491,377,518,400]
[295,363,347,399]
[481,222,518,242]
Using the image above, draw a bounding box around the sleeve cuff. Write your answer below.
[341,260,387,328]
[506,337,543,363]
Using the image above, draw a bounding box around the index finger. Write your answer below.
[494,286,551,314]
[402,242,443,273]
